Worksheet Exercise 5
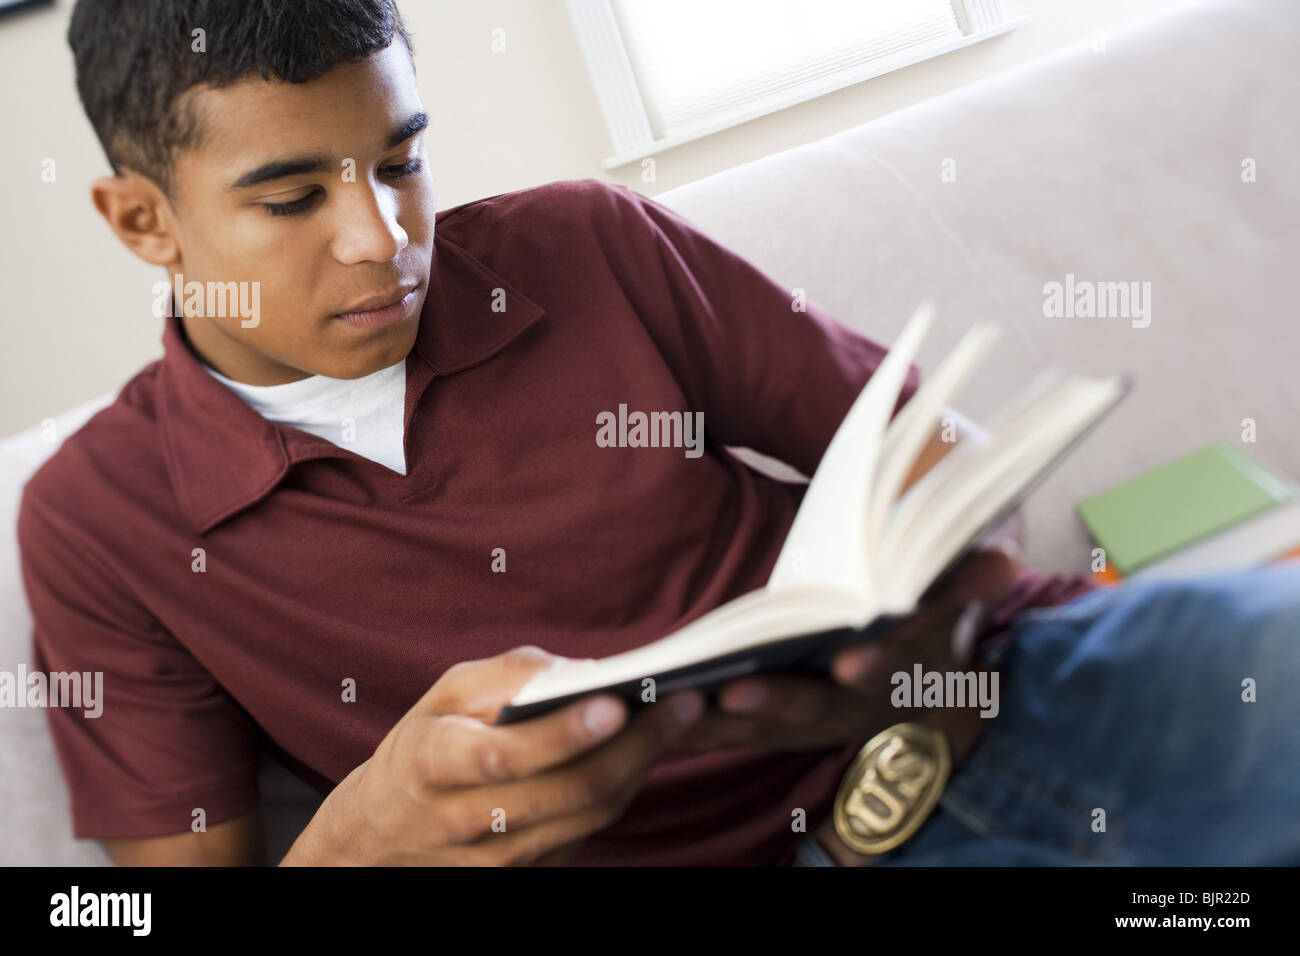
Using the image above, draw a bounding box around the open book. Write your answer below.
[496,304,1131,725]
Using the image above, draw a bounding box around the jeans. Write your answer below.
[798,561,1300,866]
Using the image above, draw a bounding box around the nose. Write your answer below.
[332,180,409,265]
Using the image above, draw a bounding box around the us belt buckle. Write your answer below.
[833,722,951,855]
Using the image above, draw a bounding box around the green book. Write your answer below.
[1077,441,1296,574]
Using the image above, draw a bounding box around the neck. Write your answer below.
[178,309,312,386]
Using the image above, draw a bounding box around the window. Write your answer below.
[567,0,1028,168]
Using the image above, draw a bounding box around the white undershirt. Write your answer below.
[202,359,409,475]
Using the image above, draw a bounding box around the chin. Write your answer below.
[322,317,420,379]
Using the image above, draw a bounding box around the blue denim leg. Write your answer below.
[860,561,1300,866]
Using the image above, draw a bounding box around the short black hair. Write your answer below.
[68,0,414,197]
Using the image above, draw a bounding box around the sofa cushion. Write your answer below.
[655,0,1300,572]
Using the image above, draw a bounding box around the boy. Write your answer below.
[19,0,1300,866]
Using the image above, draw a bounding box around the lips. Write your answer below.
[334,282,420,330]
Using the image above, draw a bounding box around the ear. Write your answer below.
[90,173,181,268]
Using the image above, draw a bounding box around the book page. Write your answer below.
[879,375,1128,605]
[765,302,935,603]
[866,321,1002,562]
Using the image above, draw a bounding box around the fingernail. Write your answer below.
[583,697,624,736]
[723,683,767,713]
[672,692,705,724]
[950,599,984,665]
[834,647,872,684]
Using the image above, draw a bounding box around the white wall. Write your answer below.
[0,0,1185,438]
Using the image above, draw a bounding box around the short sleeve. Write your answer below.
[16,488,260,840]
[591,181,920,477]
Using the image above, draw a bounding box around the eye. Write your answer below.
[257,156,422,218]
[380,156,424,178]
[261,189,322,218]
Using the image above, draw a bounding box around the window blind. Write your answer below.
[610,0,965,139]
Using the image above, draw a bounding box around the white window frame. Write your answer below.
[567,0,1029,169]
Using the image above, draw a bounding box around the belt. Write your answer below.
[807,662,1001,866]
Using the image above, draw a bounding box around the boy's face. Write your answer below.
[107,41,435,384]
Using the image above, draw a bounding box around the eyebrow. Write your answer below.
[228,111,431,189]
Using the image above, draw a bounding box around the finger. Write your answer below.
[457,802,619,867]
[414,645,574,721]
[672,710,762,751]
[949,598,988,667]
[829,549,1019,687]
[436,690,705,841]
[412,692,631,789]
[716,675,859,726]
[830,601,967,690]
[675,711,839,752]
[831,638,932,692]
[930,547,1020,609]
[531,839,586,867]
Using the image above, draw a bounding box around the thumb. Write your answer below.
[939,546,1021,667]
[939,544,1021,610]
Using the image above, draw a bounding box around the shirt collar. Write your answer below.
[156,233,546,534]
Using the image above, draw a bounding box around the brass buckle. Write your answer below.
[832,722,951,855]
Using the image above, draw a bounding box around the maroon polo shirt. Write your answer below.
[18,178,1095,865]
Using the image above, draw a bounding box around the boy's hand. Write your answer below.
[281,647,705,866]
[678,545,1020,755]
